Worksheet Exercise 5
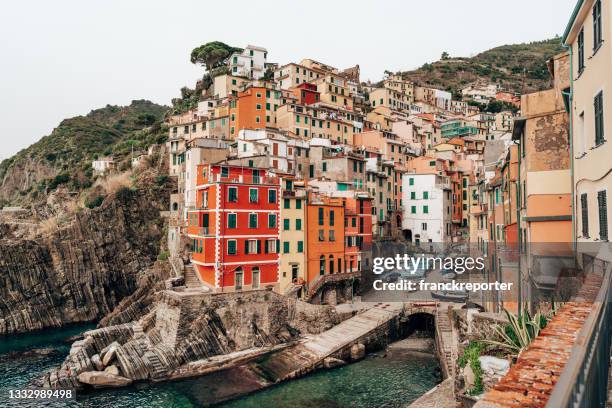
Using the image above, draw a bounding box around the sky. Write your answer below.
[0,0,577,161]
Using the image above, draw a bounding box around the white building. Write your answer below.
[461,83,499,103]
[236,128,292,172]
[228,45,268,79]
[92,157,115,175]
[401,173,452,243]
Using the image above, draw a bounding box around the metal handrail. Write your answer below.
[545,262,612,408]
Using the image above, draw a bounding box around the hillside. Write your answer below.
[399,38,565,96]
[0,100,169,206]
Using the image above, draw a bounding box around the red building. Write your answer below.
[343,196,373,273]
[293,83,320,105]
[187,164,280,291]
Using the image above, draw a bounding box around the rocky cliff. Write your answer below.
[0,174,171,335]
[42,289,340,389]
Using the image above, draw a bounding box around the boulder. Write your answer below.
[350,343,366,361]
[101,342,120,366]
[77,371,132,388]
[104,365,120,376]
[479,356,510,377]
[91,354,104,371]
[323,357,346,369]
[463,364,475,389]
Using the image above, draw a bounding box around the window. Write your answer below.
[410,192,416,200]
[297,241,304,253]
[422,222,427,231]
[329,210,335,226]
[228,187,238,202]
[423,191,429,199]
[252,267,260,289]
[594,91,605,146]
[598,190,608,240]
[329,230,336,241]
[593,0,602,50]
[245,239,259,254]
[581,193,589,238]
[249,188,258,203]
[578,29,585,73]
[221,167,229,178]
[228,213,237,229]
[318,229,325,241]
[249,213,258,228]
[283,218,290,230]
[283,198,291,209]
[268,214,277,228]
[283,242,290,253]
[319,256,326,275]
[409,178,414,186]
[296,219,302,230]
[268,239,279,254]
[268,189,277,203]
[351,217,357,227]
[318,208,324,225]
[322,162,327,172]
[256,103,262,110]
[423,205,429,214]
[296,199,302,209]
[411,206,416,214]
[227,240,237,255]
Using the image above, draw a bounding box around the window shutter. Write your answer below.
[257,240,261,254]
[598,191,608,240]
[244,240,249,255]
[581,194,589,237]
[264,240,269,253]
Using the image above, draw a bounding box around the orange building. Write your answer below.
[229,85,283,137]
[306,195,345,285]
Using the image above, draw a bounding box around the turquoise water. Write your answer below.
[0,327,441,408]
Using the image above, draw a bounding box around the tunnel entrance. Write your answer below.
[400,312,436,339]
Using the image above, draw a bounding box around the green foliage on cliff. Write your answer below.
[398,37,565,95]
[0,100,169,205]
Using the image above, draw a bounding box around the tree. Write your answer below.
[190,41,242,72]
[441,51,450,60]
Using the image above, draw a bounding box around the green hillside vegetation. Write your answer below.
[399,38,565,96]
[0,100,169,205]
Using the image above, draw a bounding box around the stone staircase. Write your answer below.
[183,265,202,288]
[436,306,455,377]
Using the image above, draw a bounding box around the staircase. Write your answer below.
[183,265,202,288]
[436,306,455,378]
[143,351,166,378]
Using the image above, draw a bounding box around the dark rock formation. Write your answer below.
[0,183,169,335]
[43,289,340,389]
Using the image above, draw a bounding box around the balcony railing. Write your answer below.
[211,174,278,185]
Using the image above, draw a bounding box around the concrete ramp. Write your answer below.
[254,303,403,381]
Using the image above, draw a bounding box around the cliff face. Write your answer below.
[43,289,340,389]
[0,183,170,335]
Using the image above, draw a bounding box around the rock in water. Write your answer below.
[77,371,133,388]
[350,343,366,361]
[323,357,346,369]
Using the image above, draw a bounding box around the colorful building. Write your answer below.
[187,164,280,292]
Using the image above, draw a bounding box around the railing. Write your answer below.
[546,259,612,408]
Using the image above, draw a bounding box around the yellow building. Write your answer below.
[279,184,307,297]
[563,0,611,250]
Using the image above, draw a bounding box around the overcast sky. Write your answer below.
[0,0,577,161]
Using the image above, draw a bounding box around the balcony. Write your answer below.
[211,173,278,185]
